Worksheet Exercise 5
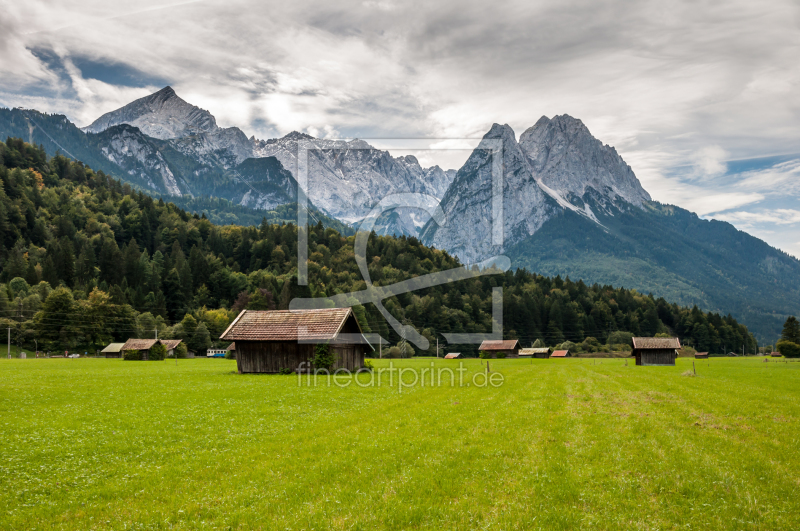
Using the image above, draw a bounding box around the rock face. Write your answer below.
[84,86,217,139]
[421,116,652,264]
[519,115,651,207]
[79,87,455,229]
[95,125,184,195]
[84,86,254,168]
[253,132,456,233]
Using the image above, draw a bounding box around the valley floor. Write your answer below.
[1,357,798,530]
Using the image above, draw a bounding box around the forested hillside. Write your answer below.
[0,138,757,356]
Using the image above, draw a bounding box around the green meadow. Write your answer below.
[1,357,799,530]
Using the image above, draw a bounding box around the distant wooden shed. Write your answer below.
[478,340,520,358]
[632,337,681,366]
[220,308,372,374]
[444,352,462,359]
[550,350,570,358]
[695,351,709,359]
[520,347,552,358]
[120,338,182,360]
[101,342,126,358]
[771,352,782,357]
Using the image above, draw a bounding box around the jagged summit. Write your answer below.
[422,116,652,264]
[519,114,651,206]
[83,86,218,139]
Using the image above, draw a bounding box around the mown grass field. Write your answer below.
[1,356,799,530]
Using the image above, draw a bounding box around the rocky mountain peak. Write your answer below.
[518,114,651,206]
[83,86,218,140]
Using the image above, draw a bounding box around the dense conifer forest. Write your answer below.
[0,138,757,356]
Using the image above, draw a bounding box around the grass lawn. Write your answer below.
[1,356,799,530]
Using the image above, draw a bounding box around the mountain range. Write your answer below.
[1,87,798,342]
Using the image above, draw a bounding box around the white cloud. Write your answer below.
[713,209,800,225]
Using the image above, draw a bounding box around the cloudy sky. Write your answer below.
[1,0,799,255]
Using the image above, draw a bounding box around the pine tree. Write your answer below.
[3,241,27,281]
[781,316,800,344]
[188,322,211,354]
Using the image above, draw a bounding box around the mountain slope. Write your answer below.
[424,116,800,342]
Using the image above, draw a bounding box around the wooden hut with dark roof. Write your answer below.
[520,347,552,358]
[220,308,371,373]
[695,351,709,359]
[478,340,521,358]
[120,338,182,360]
[631,337,681,366]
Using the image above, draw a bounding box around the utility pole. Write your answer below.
[7,327,10,359]
[436,337,439,358]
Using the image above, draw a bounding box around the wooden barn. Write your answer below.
[101,342,125,358]
[631,337,681,366]
[695,351,709,359]
[444,352,462,359]
[478,340,521,358]
[520,347,552,358]
[220,308,372,374]
[120,338,182,360]
[550,350,570,358]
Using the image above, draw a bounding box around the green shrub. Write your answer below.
[479,350,492,359]
[384,346,402,359]
[149,343,167,361]
[607,331,634,347]
[496,352,507,359]
[278,367,294,375]
[175,342,188,359]
[363,358,374,370]
[583,337,601,350]
[312,343,336,371]
[777,341,800,358]
[560,341,578,353]
[123,350,141,361]
[225,348,236,360]
[398,340,415,358]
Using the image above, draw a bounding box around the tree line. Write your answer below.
[0,138,758,356]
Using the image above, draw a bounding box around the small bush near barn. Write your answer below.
[122,350,141,361]
[149,343,167,361]
[777,340,800,358]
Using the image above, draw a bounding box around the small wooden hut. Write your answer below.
[101,342,125,358]
[220,308,372,374]
[120,338,182,360]
[444,352,462,359]
[695,351,709,359]
[770,351,782,357]
[478,340,521,358]
[631,337,681,366]
[520,347,552,358]
[550,350,570,358]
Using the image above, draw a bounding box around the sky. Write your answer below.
[1,0,799,256]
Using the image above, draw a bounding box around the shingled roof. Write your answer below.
[121,338,157,351]
[632,337,681,350]
[120,338,181,351]
[479,340,520,351]
[220,308,358,341]
[520,347,551,356]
